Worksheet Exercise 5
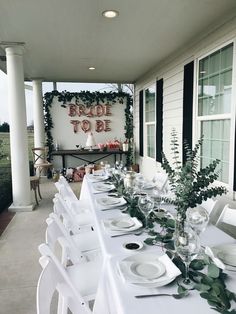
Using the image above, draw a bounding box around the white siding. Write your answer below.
[134,15,236,192]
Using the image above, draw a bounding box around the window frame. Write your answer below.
[144,84,156,160]
[193,39,236,189]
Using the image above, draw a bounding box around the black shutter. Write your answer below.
[139,90,144,157]
[233,125,236,191]
[182,60,194,164]
[156,79,163,162]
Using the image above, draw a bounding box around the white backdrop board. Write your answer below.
[50,96,127,168]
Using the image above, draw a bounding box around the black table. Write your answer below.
[51,149,128,168]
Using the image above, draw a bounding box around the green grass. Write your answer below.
[0,132,35,211]
[0,132,35,167]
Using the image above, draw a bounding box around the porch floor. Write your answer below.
[0,178,81,314]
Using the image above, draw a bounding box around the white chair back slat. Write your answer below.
[37,244,92,314]
[153,172,168,191]
[216,204,236,227]
[201,198,218,215]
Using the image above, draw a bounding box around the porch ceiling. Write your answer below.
[0,0,235,83]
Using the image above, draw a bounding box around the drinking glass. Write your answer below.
[186,206,209,235]
[134,175,145,194]
[174,225,200,288]
[152,187,163,211]
[138,194,154,230]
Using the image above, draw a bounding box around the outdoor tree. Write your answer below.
[0,122,10,132]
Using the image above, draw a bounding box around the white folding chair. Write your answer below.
[200,198,218,215]
[216,204,236,227]
[46,213,100,263]
[55,181,78,203]
[53,195,94,233]
[152,172,168,191]
[37,244,101,314]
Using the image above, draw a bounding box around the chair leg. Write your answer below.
[34,189,39,205]
[38,184,42,199]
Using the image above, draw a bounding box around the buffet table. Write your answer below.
[80,175,236,314]
[51,149,128,168]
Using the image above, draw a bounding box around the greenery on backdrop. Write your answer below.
[43,90,134,166]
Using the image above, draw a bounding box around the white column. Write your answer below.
[6,45,34,211]
[33,79,45,147]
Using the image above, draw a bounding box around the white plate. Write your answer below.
[96,196,127,208]
[118,253,181,288]
[212,244,236,267]
[111,218,135,229]
[103,215,142,232]
[130,260,165,280]
[88,174,108,182]
[93,183,114,192]
[98,197,121,206]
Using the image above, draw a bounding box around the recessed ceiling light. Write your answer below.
[102,10,119,18]
[89,67,95,70]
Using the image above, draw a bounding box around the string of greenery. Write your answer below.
[43,90,133,166]
[109,176,236,314]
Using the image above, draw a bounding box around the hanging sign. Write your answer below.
[68,103,112,133]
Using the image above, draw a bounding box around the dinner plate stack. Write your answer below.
[118,253,181,288]
[102,215,143,236]
[96,196,127,210]
[92,182,115,194]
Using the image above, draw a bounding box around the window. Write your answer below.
[197,43,233,184]
[144,85,156,158]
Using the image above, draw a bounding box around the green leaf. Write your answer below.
[143,238,155,246]
[194,283,211,292]
[208,264,220,278]
[190,259,205,271]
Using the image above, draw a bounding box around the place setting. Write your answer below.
[101,214,143,237]
[87,173,109,183]
[117,252,181,291]
[95,195,127,211]
[91,182,116,194]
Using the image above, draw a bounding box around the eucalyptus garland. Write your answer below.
[109,176,236,314]
[43,90,133,165]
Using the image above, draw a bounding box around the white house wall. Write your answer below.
[134,16,236,185]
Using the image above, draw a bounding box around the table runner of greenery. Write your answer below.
[109,175,236,314]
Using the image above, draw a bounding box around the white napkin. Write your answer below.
[205,246,225,270]
[118,254,181,285]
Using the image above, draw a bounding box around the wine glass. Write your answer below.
[152,187,164,212]
[138,194,154,230]
[134,174,145,194]
[186,206,209,235]
[174,225,200,288]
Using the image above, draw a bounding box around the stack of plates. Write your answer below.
[212,244,236,267]
[118,253,181,287]
[87,174,108,182]
[96,196,127,210]
[102,215,142,235]
[92,182,115,193]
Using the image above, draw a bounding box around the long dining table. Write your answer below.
[80,175,236,314]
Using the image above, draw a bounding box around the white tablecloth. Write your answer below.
[80,176,236,314]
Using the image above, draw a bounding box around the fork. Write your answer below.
[135,293,177,299]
